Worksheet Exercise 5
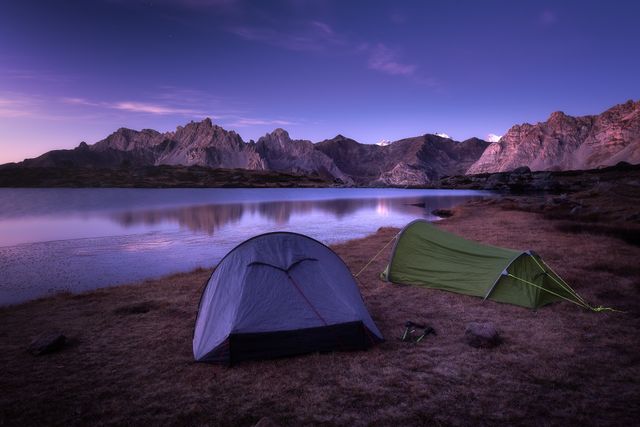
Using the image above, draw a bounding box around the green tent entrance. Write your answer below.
[381,220,590,309]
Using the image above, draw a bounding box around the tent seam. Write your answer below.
[482,251,529,301]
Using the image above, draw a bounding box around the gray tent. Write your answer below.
[193,232,383,364]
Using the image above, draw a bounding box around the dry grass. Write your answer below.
[1,204,639,426]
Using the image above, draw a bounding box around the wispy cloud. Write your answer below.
[0,67,70,83]
[62,95,297,129]
[62,97,208,116]
[230,20,344,52]
[0,96,35,118]
[0,93,102,121]
[113,101,203,115]
[366,43,416,76]
[228,19,434,85]
[228,117,295,127]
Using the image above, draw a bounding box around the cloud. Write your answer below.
[113,101,203,115]
[228,20,433,84]
[60,92,298,128]
[228,117,295,127]
[310,21,334,36]
[0,94,57,118]
[230,20,344,52]
[435,132,451,139]
[486,133,502,142]
[62,97,208,116]
[0,96,34,118]
[366,44,416,76]
[0,67,69,83]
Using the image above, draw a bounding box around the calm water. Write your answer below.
[0,188,490,305]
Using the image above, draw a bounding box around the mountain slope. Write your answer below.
[256,129,352,184]
[316,134,489,185]
[468,100,640,174]
[14,121,488,185]
[11,100,638,186]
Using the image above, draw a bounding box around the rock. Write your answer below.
[376,162,430,186]
[467,100,640,174]
[28,331,67,355]
[570,205,583,215]
[431,208,454,218]
[254,417,280,427]
[551,194,569,204]
[256,129,353,184]
[318,134,489,186]
[512,166,531,174]
[465,322,501,348]
[113,301,157,315]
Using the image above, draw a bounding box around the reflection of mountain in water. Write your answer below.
[110,195,483,234]
[114,203,245,235]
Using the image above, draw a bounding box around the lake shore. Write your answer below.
[0,165,340,188]
[1,187,639,425]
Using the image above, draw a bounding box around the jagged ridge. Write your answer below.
[8,100,639,185]
[468,100,640,174]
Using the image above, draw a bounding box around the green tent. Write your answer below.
[381,220,587,309]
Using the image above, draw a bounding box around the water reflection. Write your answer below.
[114,203,246,235]
[109,195,478,235]
[0,188,491,305]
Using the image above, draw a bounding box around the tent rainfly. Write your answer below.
[381,220,590,309]
[193,232,383,364]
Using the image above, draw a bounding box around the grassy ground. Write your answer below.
[1,199,639,426]
[0,165,337,188]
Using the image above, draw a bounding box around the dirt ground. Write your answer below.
[1,197,639,426]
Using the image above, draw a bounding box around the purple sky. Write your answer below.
[1,0,639,163]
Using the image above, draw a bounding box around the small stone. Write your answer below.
[465,322,501,348]
[28,331,67,356]
[431,209,454,218]
[570,205,583,215]
[254,417,280,427]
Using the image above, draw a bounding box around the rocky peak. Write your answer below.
[467,100,640,174]
[549,111,567,121]
[319,134,361,149]
[172,119,244,150]
[92,127,152,152]
[600,99,639,122]
[259,128,292,147]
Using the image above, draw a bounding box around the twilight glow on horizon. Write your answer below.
[1,0,639,164]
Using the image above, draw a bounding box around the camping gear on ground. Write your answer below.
[399,321,436,343]
[381,219,600,310]
[193,232,384,364]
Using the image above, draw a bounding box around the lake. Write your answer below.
[0,188,490,306]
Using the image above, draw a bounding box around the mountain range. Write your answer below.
[4,100,639,186]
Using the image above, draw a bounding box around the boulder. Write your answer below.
[465,322,501,348]
[512,166,531,174]
[28,331,67,355]
[431,209,454,218]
